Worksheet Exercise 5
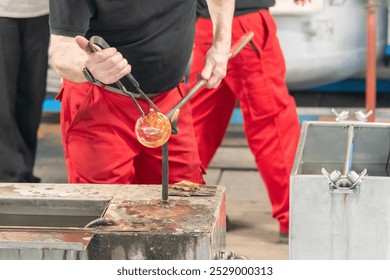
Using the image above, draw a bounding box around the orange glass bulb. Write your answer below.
[135,110,172,148]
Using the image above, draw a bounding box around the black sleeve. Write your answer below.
[49,0,95,37]
[196,0,210,19]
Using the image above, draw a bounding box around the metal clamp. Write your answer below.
[332,108,374,122]
[322,168,367,193]
[332,109,349,122]
[355,110,373,122]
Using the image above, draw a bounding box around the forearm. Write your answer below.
[198,0,234,88]
[205,0,235,53]
[49,35,88,83]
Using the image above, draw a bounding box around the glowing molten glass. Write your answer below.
[135,111,172,148]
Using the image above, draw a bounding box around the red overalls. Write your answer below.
[57,79,204,185]
[188,10,300,234]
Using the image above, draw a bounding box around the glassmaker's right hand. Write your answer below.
[75,36,131,84]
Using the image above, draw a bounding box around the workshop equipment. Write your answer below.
[0,183,225,260]
[290,120,390,259]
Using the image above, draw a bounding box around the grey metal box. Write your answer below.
[290,121,390,259]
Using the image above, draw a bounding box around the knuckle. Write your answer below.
[115,52,123,60]
[94,51,106,60]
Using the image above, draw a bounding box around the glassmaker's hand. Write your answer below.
[75,36,131,84]
[201,45,229,89]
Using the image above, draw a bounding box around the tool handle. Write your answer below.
[89,35,110,50]
[229,31,254,58]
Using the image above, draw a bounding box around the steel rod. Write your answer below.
[115,80,145,115]
[166,79,206,119]
[162,142,169,203]
[344,125,355,175]
[125,73,162,113]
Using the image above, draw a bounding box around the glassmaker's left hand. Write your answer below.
[200,44,230,89]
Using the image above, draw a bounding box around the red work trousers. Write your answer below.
[57,79,204,185]
[189,11,300,233]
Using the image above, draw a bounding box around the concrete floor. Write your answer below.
[34,115,288,260]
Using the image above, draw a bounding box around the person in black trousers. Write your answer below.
[0,3,50,182]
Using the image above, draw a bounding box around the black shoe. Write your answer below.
[26,175,41,183]
[279,232,289,244]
